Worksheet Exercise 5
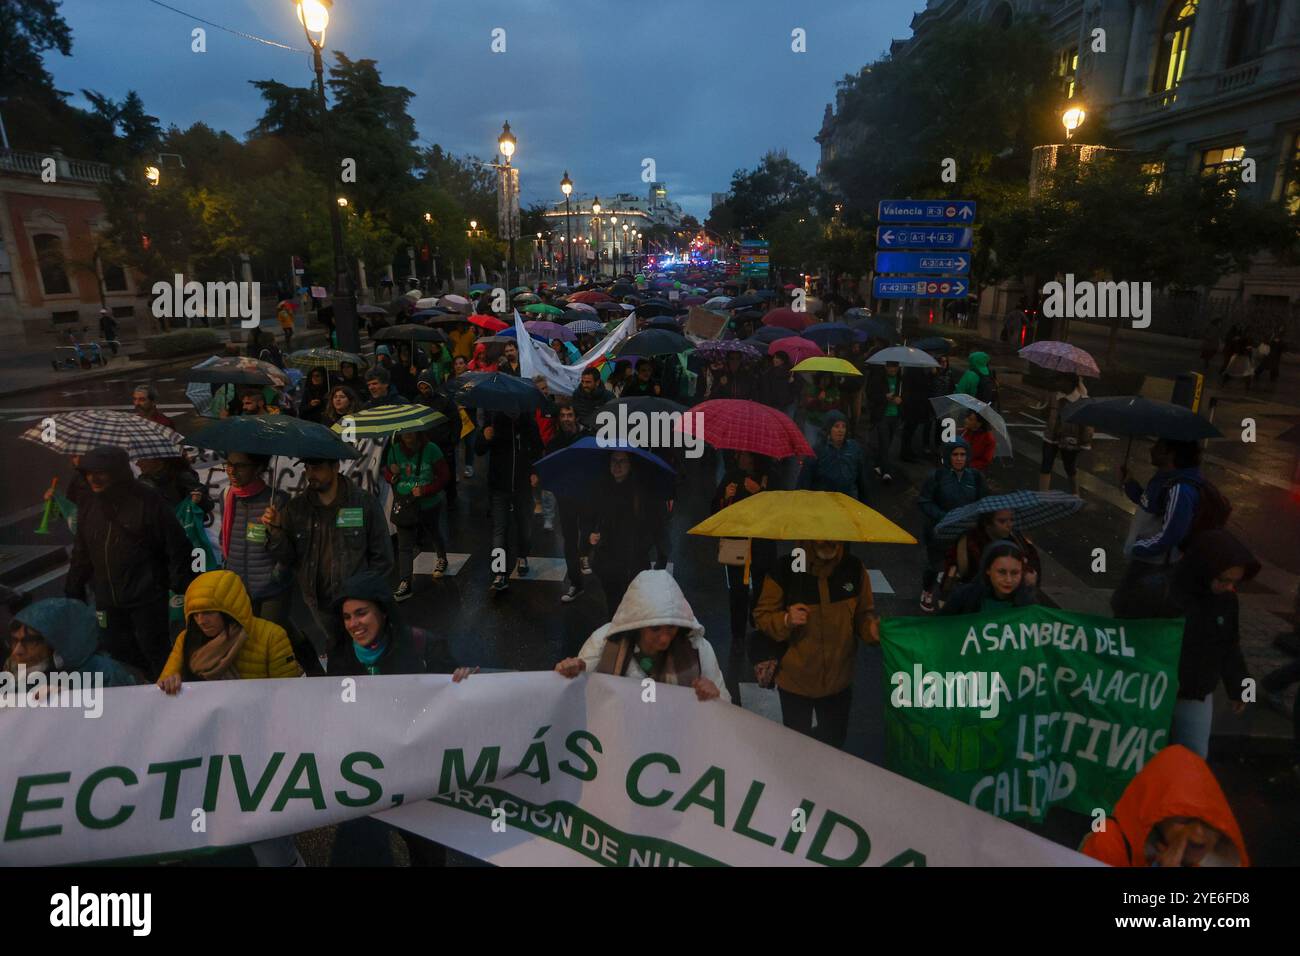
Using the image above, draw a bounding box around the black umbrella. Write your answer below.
[728,294,764,309]
[615,329,690,358]
[426,315,472,327]
[592,300,625,313]
[1065,395,1222,467]
[372,324,451,345]
[186,415,360,460]
[749,326,791,345]
[448,371,546,416]
[606,395,690,418]
[356,304,389,316]
[645,316,682,331]
[638,301,679,317]
[848,316,899,341]
[909,336,953,354]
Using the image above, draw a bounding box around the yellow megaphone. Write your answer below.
[34,477,59,535]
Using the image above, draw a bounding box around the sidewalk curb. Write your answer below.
[0,353,216,401]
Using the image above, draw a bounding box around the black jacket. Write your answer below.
[474,412,542,493]
[901,367,932,419]
[865,366,904,423]
[1171,530,1257,701]
[325,572,457,676]
[571,384,613,431]
[589,472,661,579]
[939,539,1040,615]
[66,451,195,608]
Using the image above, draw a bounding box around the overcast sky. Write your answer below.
[47,0,922,218]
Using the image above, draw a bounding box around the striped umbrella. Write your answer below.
[288,348,367,371]
[329,403,447,439]
[21,409,182,460]
[934,490,1084,541]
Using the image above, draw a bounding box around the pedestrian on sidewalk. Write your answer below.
[65,447,195,679]
[1038,374,1093,496]
[752,540,879,749]
[276,300,295,351]
[1167,529,1258,758]
[554,569,727,702]
[1080,745,1247,867]
[916,439,987,612]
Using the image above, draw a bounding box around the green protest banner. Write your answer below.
[881,606,1182,822]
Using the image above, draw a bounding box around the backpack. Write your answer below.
[1174,476,1232,544]
[975,371,997,407]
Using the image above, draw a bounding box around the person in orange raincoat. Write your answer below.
[1080,745,1248,867]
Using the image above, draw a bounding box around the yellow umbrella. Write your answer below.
[689,491,916,544]
[790,356,862,377]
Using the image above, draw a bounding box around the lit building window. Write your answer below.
[1141,161,1166,193]
[1153,1,1198,95]
[1200,145,1245,177]
[1058,46,1079,99]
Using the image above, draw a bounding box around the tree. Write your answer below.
[0,0,72,95]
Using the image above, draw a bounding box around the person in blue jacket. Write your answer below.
[5,598,141,688]
[917,438,987,612]
[798,410,872,502]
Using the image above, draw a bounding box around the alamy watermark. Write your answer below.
[890,664,1010,719]
[0,664,103,718]
[1041,274,1151,329]
[151,274,261,328]
[594,406,705,459]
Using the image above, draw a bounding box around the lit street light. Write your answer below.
[144,165,160,187]
[293,0,360,353]
[560,170,574,287]
[592,196,602,277]
[498,121,517,292]
[1062,105,1086,141]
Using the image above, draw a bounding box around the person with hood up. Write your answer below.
[65,446,195,679]
[6,598,140,689]
[325,571,474,866]
[1167,529,1257,757]
[299,367,330,423]
[476,410,544,591]
[752,540,879,748]
[157,571,304,866]
[136,454,212,514]
[586,451,664,615]
[554,569,727,702]
[916,439,987,612]
[425,340,454,385]
[955,351,997,406]
[468,342,498,372]
[1080,745,1248,867]
[798,409,871,502]
[939,539,1041,615]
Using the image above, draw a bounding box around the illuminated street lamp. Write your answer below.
[610,214,618,277]
[144,165,160,187]
[560,171,574,286]
[292,0,359,352]
[498,121,517,291]
[1062,105,1086,141]
[592,196,602,276]
[336,196,349,207]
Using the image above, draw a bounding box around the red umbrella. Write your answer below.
[768,336,823,364]
[468,313,508,333]
[679,399,812,459]
[569,290,612,304]
[762,308,815,332]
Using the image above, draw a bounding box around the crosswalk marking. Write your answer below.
[412,552,472,577]
[868,569,893,595]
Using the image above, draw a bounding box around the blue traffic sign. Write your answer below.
[876,226,973,250]
[878,200,976,223]
[875,252,970,275]
[874,276,970,299]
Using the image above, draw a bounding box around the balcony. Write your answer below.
[1215,61,1261,93]
[0,149,114,184]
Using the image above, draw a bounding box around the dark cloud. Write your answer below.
[48,0,919,217]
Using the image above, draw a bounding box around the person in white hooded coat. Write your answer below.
[555,569,730,702]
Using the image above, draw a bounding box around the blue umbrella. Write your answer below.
[934,490,1084,542]
[535,436,676,499]
[748,325,790,345]
[448,371,546,416]
[909,336,952,354]
[802,322,859,348]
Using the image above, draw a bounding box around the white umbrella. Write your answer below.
[866,346,939,368]
[929,393,1013,458]
[415,296,440,310]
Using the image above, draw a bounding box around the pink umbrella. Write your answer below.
[768,336,822,365]
[1019,340,1101,378]
[678,399,813,459]
[762,307,815,332]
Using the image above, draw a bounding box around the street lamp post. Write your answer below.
[468,219,477,287]
[294,0,359,353]
[609,214,618,278]
[560,171,574,287]
[621,223,629,275]
[498,121,517,294]
[592,196,602,278]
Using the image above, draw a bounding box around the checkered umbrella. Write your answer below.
[565,319,604,334]
[693,339,762,360]
[21,409,182,460]
[287,348,366,371]
[329,404,447,439]
[933,490,1084,541]
[678,399,812,459]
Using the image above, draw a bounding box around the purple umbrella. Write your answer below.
[694,339,763,360]
[1019,340,1101,378]
[525,320,576,342]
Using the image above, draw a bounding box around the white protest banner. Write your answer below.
[518,312,635,396]
[0,673,1090,867]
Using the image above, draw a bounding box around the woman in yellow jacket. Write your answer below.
[157,570,304,865]
[157,570,302,692]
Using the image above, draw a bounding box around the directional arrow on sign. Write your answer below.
[958,206,973,220]
[882,230,895,244]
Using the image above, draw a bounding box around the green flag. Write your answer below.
[52,492,78,535]
[881,605,1182,822]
